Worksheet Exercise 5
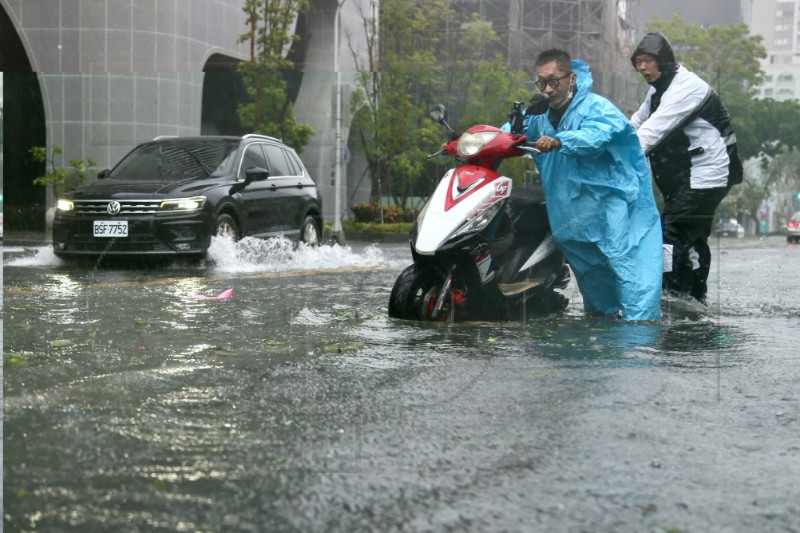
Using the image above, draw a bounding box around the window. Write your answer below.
[240,144,269,179]
[263,144,292,177]
[765,75,773,82]
[765,88,774,96]
[284,149,304,176]
[778,73,794,81]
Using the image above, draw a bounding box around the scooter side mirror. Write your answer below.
[526,93,550,115]
[430,104,447,124]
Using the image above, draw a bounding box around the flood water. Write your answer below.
[3,236,799,532]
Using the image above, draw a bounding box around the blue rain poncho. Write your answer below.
[520,60,662,320]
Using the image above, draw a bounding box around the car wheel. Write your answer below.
[300,216,320,246]
[216,214,239,241]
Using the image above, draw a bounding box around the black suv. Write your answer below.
[52,135,323,259]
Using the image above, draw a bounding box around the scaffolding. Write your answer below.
[449,0,642,112]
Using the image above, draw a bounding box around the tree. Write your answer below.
[237,0,314,152]
[29,145,96,195]
[643,16,775,159]
[645,15,800,231]
[349,0,452,208]
[349,1,532,208]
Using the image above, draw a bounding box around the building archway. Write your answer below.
[1,4,46,231]
[201,53,247,136]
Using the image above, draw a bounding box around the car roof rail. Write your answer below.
[153,135,179,140]
[242,133,283,143]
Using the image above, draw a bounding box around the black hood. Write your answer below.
[631,32,678,75]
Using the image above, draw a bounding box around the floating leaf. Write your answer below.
[50,339,73,348]
[4,352,30,367]
[324,342,364,353]
[134,319,150,326]
[262,339,289,346]
[149,480,169,491]
[526,369,558,379]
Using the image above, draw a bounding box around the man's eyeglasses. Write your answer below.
[534,72,572,91]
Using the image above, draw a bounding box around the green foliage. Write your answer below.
[349,1,532,209]
[645,15,800,222]
[350,202,419,223]
[30,145,96,193]
[325,219,414,234]
[643,15,778,160]
[236,0,314,153]
[766,149,800,190]
[645,15,765,96]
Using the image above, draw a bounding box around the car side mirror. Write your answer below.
[244,166,270,184]
[97,168,110,179]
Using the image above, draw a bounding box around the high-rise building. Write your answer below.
[748,0,800,101]
[639,0,744,27]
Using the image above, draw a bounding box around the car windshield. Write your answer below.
[108,140,238,180]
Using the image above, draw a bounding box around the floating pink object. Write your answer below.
[189,288,234,300]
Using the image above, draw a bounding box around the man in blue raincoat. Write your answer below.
[522,48,662,320]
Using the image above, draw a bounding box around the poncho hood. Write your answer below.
[630,32,678,76]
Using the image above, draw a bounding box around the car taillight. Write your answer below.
[789,221,799,228]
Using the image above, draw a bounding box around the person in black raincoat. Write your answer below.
[630,32,743,304]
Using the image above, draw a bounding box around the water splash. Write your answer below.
[4,238,399,275]
[3,246,63,267]
[206,236,395,274]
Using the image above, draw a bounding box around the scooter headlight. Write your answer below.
[457,131,499,158]
[454,197,503,238]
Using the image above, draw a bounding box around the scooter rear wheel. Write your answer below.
[388,264,447,321]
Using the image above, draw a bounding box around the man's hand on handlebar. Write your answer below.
[534,135,561,153]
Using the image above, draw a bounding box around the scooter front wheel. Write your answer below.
[388,264,449,321]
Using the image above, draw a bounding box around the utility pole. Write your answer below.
[331,0,347,244]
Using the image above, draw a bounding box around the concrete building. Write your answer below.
[638,0,745,27]
[746,0,800,231]
[748,0,800,102]
[0,0,371,233]
[446,0,643,114]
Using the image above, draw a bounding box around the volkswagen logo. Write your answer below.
[107,201,121,215]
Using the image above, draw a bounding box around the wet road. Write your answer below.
[3,236,799,532]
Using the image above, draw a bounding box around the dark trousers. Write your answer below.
[661,185,730,301]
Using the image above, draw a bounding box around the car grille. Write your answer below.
[66,234,174,253]
[72,199,161,215]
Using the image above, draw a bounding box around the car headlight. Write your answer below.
[56,199,74,212]
[159,197,207,212]
[457,131,499,158]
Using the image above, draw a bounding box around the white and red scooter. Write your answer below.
[388,96,570,321]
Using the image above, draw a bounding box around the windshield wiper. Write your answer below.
[177,147,213,177]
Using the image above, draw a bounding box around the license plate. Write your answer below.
[93,220,128,237]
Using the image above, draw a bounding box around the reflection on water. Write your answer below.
[4,238,799,532]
